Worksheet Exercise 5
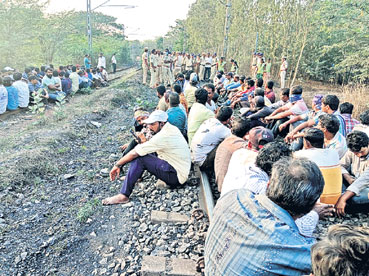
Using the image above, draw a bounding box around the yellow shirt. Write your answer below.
[184,85,197,108]
[135,123,191,184]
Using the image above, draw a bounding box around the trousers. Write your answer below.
[150,68,157,88]
[142,65,148,84]
[120,154,180,197]
[280,71,287,88]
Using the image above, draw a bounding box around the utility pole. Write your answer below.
[86,0,136,54]
[222,0,232,58]
[87,0,92,54]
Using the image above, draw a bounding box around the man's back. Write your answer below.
[13,80,29,108]
[191,117,231,165]
[69,72,79,93]
[205,190,314,276]
[187,102,215,144]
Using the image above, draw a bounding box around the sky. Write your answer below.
[46,0,197,41]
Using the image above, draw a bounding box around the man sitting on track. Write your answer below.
[103,110,191,205]
[335,131,369,216]
[205,157,325,275]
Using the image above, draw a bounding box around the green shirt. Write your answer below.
[266,62,272,73]
[218,61,226,72]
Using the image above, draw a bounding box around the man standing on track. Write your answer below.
[111,53,117,73]
[142,47,149,85]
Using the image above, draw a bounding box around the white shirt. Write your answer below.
[0,85,7,114]
[205,100,216,112]
[294,148,340,168]
[175,55,183,67]
[326,132,348,159]
[13,80,29,108]
[221,152,319,237]
[135,123,191,184]
[111,55,117,64]
[205,57,212,68]
[98,56,106,68]
[190,118,231,166]
[221,148,259,196]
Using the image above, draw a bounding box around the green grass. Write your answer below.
[76,198,102,223]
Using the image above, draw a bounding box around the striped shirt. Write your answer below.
[205,190,314,276]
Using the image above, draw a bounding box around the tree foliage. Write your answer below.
[0,1,135,69]
[165,0,369,83]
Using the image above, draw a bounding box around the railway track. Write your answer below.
[0,66,136,122]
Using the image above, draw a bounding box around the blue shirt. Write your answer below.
[167,106,187,135]
[6,86,19,110]
[205,189,314,276]
[84,57,91,69]
[61,78,72,94]
[28,81,41,94]
[225,81,241,90]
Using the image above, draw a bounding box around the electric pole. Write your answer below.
[222,0,232,59]
[86,0,136,54]
[87,0,92,54]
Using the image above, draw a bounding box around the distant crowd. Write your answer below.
[102,48,369,275]
[0,52,116,115]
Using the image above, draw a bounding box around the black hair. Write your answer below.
[203,83,215,92]
[319,114,340,135]
[65,72,70,78]
[177,73,184,79]
[24,67,31,74]
[173,84,182,94]
[216,106,233,122]
[168,92,180,107]
[13,72,22,81]
[267,80,274,90]
[29,75,37,81]
[195,88,208,104]
[339,102,354,114]
[281,88,290,97]
[360,110,369,125]
[156,85,166,96]
[247,79,255,87]
[59,71,65,77]
[240,75,246,82]
[323,95,340,111]
[231,118,252,138]
[185,72,191,81]
[346,131,369,152]
[256,78,263,88]
[3,77,13,86]
[72,66,77,72]
[254,88,264,97]
[45,67,53,73]
[304,128,324,148]
[41,65,46,72]
[256,141,292,176]
[291,85,303,95]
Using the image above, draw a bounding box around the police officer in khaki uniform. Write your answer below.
[199,53,206,81]
[162,49,171,85]
[150,49,158,88]
[210,53,218,81]
[184,53,193,71]
[173,52,183,78]
[142,47,149,85]
[156,51,163,84]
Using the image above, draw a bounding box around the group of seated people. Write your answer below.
[0,64,109,114]
[100,66,369,275]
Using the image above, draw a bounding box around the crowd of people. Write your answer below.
[0,53,114,115]
[102,48,369,275]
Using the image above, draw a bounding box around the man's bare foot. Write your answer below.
[119,176,142,182]
[102,194,129,205]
